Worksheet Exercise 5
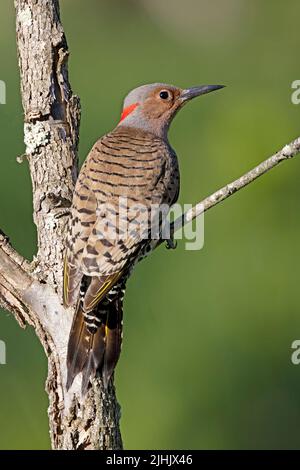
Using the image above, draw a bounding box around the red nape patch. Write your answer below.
[119,102,139,122]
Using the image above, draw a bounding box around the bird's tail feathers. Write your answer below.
[102,297,123,388]
[66,297,123,394]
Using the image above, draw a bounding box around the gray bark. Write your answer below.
[0,0,123,450]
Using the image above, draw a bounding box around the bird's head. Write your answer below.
[118,83,224,137]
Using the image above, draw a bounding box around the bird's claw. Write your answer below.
[165,237,177,250]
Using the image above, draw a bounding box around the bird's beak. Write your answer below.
[180,85,225,103]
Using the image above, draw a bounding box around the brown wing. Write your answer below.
[64,162,96,306]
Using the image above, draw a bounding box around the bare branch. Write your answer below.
[0,231,34,326]
[170,137,300,236]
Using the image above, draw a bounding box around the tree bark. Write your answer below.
[2,0,123,450]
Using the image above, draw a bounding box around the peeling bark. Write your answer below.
[16,0,80,290]
[0,0,124,450]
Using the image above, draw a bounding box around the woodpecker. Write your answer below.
[64,83,223,393]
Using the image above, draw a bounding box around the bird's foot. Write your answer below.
[165,236,177,250]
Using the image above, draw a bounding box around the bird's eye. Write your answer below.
[159,90,170,100]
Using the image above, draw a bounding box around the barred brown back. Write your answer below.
[64,125,179,393]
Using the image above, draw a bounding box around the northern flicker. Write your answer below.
[64,83,223,393]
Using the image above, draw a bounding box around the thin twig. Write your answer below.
[170,136,300,234]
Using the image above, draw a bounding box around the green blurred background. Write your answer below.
[0,0,300,450]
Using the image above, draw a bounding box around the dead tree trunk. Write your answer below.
[0,0,123,450]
